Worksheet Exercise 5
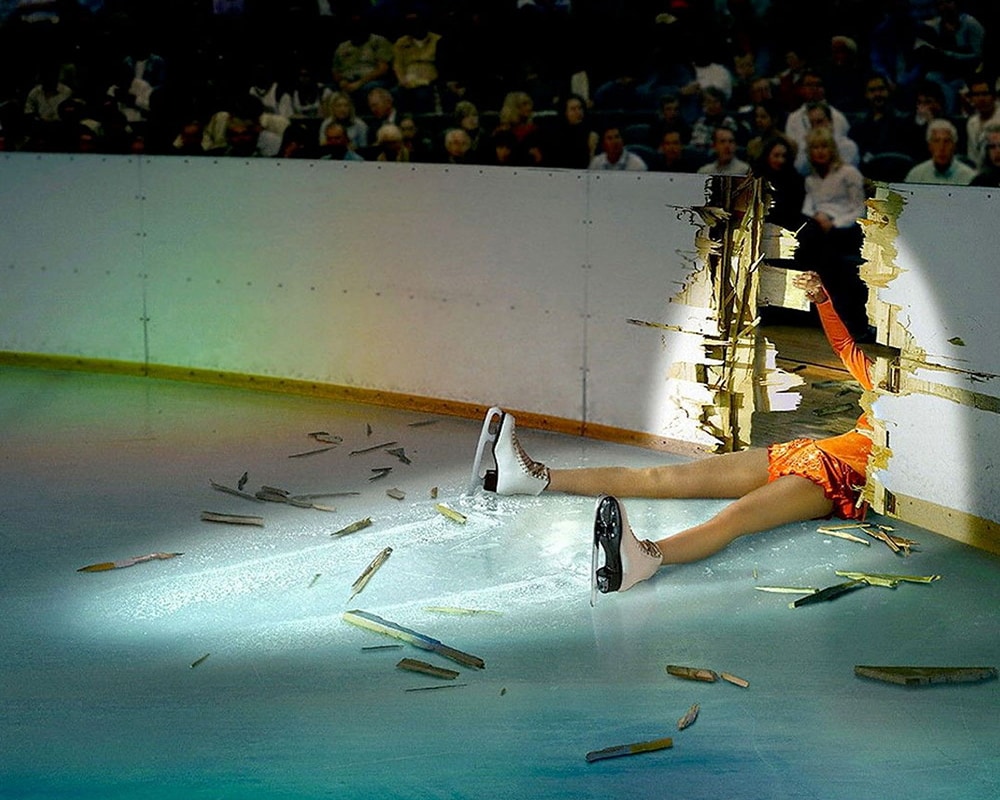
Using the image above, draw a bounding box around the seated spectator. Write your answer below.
[651,126,701,173]
[171,117,208,156]
[905,78,950,156]
[851,73,923,163]
[496,90,543,165]
[392,7,442,113]
[439,127,474,164]
[784,69,851,155]
[286,64,334,120]
[904,117,976,184]
[372,123,409,162]
[697,126,750,175]
[744,100,790,163]
[203,96,287,157]
[589,125,648,171]
[331,7,394,108]
[689,87,742,156]
[247,62,289,118]
[793,101,860,175]
[451,102,484,159]
[651,92,691,147]
[964,74,1000,169]
[365,86,400,143]
[399,113,434,162]
[277,120,317,159]
[23,61,73,126]
[318,122,365,161]
[751,135,806,232]
[321,91,369,151]
[796,126,871,341]
[542,93,598,169]
[207,113,269,158]
[482,127,519,166]
[970,123,1000,186]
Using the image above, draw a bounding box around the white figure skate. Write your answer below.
[591,495,662,604]
[467,406,549,496]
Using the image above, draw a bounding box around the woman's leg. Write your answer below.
[652,474,834,564]
[547,447,772,500]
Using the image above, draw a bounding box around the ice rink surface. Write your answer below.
[2,367,998,800]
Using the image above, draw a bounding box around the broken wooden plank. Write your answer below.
[677,703,700,730]
[351,441,398,455]
[386,488,405,501]
[200,511,264,526]
[434,503,467,523]
[854,665,998,687]
[77,552,183,572]
[396,658,460,680]
[348,546,392,601]
[789,580,866,608]
[210,479,263,502]
[586,736,673,763]
[343,609,485,669]
[331,517,372,537]
[666,664,719,682]
[721,672,750,688]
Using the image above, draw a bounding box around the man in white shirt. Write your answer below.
[697,126,749,175]
[784,70,850,154]
[589,125,648,171]
[905,118,976,184]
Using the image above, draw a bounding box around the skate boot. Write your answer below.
[592,495,662,602]
[468,406,549,496]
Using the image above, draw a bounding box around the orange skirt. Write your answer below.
[767,438,866,520]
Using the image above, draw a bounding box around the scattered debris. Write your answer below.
[237,471,249,491]
[343,609,486,669]
[423,606,500,616]
[348,546,393,601]
[201,511,265,526]
[854,665,997,687]
[351,441,398,455]
[404,683,468,692]
[386,447,412,464]
[586,736,673,763]
[331,518,373,537]
[835,571,940,588]
[500,687,507,696]
[361,644,403,651]
[789,579,866,608]
[386,488,406,500]
[396,658,460,680]
[369,467,393,481]
[288,445,338,458]
[308,431,342,444]
[366,423,373,437]
[666,665,719,682]
[721,672,750,688]
[408,419,438,427]
[677,703,700,730]
[755,586,818,594]
[430,487,439,499]
[190,653,210,669]
[434,503,467,524]
[308,573,321,588]
[77,552,183,572]
[816,525,871,546]
[256,485,316,507]
[209,479,263,503]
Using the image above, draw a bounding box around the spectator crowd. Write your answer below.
[0,0,998,186]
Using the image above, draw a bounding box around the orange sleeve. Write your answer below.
[815,298,873,390]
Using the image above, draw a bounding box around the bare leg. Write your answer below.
[547,448,772,499]
[653,475,834,564]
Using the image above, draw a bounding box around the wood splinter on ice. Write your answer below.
[666,664,719,682]
[396,657,460,680]
[721,672,750,688]
[677,703,700,730]
[201,511,264,526]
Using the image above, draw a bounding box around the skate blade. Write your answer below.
[466,406,504,494]
[590,533,600,607]
[593,496,623,595]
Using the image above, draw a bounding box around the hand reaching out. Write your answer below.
[792,271,829,304]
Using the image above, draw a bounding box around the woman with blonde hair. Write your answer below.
[496,91,542,165]
[319,91,369,151]
[794,125,871,341]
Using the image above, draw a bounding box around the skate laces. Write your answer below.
[511,429,549,483]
